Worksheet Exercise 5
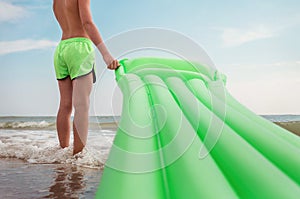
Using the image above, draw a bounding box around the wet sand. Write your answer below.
[0,159,102,199]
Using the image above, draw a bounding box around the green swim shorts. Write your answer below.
[54,37,96,83]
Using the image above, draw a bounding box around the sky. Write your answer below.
[0,0,299,116]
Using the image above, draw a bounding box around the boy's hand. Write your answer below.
[103,54,120,70]
[107,59,120,70]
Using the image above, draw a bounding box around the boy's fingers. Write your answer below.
[106,60,120,70]
[113,60,118,69]
[116,61,120,69]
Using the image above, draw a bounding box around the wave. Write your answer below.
[0,121,118,131]
[0,121,55,129]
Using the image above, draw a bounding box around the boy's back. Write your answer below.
[53,0,89,40]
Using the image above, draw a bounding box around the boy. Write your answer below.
[53,0,119,154]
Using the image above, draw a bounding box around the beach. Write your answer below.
[275,121,300,136]
[0,116,299,198]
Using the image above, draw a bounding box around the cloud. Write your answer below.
[220,25,275,47]
[225,60,300,114]
[0,39,58,55]
[0,1,28,22]
[226,61,300,80]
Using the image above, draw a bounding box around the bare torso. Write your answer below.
[53,0,119,69]
[53,0,89,40]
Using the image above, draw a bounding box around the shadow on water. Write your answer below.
[44,166,86,198]
[44,165,103,199]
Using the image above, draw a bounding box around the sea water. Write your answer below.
[260,114,300,122]
[0,115,299,167]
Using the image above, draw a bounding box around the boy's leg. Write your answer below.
[72,72,93,155]
[57,77,73,148]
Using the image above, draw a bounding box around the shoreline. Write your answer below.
[0,122,119,131]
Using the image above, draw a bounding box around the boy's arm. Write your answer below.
[78,0,119,70]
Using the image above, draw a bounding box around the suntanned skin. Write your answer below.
[53,0,119,155]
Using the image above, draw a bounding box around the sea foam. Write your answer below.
[0,130,115,169]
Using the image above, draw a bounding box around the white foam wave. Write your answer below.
[0,121,54,129]
[0,130,115,169]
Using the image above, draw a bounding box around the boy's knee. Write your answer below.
[73,97,90,112]
[59,102,72,114]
